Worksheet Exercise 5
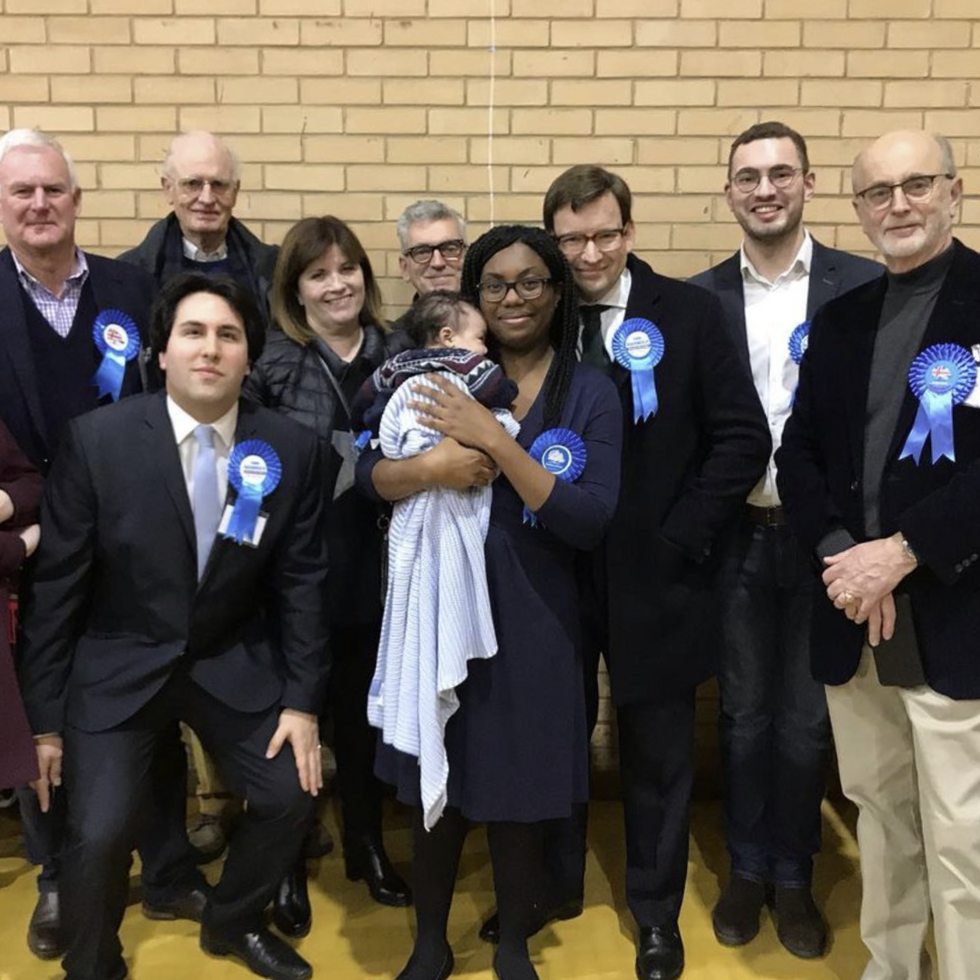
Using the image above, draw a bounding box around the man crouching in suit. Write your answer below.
[18,273,329,980]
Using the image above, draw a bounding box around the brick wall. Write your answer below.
[3,0,978,786]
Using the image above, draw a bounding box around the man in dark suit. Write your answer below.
[690,122,882,958]
[19,274,329,980]
[0,127,201,961]
[778,129,980,980]
[543,166,771,980]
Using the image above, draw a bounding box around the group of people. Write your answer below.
[0,117,976,980]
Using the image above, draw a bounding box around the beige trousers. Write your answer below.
[825,647,980,980]
[181,722,228,817]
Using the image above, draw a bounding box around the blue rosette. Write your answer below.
[788,320,810,366]
[899,343,977,464]
[612,318,665,423]
[524,427,587,527]
[223,439,282,543]
[91,310,140,402]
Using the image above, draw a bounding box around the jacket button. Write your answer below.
[972,554,979,562]
[955,563,964,574]
[850,479,859,492]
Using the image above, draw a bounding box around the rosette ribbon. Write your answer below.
[787,319,810,404]
[524,427,587,527]
[612,318,665,423]
[899,343,977,464]
[91,310,140,402]
[788,320,810,366]
[223,439,282,543]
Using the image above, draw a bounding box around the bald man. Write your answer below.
[778,130,980,980]
[120,131,277,317]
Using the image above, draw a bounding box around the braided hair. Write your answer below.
[460,225,579,431]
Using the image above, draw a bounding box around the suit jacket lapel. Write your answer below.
[708,254,750,373]
[0,249,50,451]
[617,255,664,393]
[807,239,844,319]
[144,392,196,552]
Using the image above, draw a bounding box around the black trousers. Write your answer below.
[618,690,697,928]
[326,621,384,839]
[61,670,312,980]
[16,723,198,901]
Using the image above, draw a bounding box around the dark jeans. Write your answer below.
[717,518,831,886]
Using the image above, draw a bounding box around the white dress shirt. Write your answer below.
[182,237,229,263]
[166,396,238,504]
[742,232,812,507]
[577,266,632,361]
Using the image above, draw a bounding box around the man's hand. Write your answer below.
[865,592,897,647]
[0,489,13,525]
[266,709,321,796]
[422,437,496,492]
[19,523,40,557]
[31,735,63,813]
[822,533,916,625]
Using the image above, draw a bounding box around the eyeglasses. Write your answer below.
[853,173,954,210]
[477,277,552,302]
[173,177,236,198]
[554,228,626,256]
[402,239,466,264]
[730,167,804,193]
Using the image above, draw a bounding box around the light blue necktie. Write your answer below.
[192,424,221,579]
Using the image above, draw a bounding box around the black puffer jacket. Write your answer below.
[243,324,410,624]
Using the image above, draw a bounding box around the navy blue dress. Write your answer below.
[368,363,622,822]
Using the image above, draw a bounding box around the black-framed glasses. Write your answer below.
[174,177,236,197]
[402,239,466,264]
[555,228,625,256]
[477,277,552,302]
[854,173,954,210]
[730,166,804,193]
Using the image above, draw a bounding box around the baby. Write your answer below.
[352,291,518,829]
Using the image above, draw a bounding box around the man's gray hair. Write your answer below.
[935,133,957,178]
[0,128,79,192]
[396,199,466,250]
[162,131,242,184]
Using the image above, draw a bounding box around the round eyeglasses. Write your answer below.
[730,167,804,193]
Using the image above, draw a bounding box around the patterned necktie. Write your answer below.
[191,424,221,579]
[580,304,611,369]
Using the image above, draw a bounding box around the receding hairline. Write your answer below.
[851,130,957,193]
[162,131,241,184]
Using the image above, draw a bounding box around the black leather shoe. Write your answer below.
[479,898,583,944]
[201,924,312,980]
[635,924,684,980]
[272,865,312,939]
[304,820,334,859]
[771,885,828,959]
[711,874,766,946]
[345,835,412,907]
[143,885,210,922]
[27,890,63,960]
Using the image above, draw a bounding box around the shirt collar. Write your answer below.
[739,230,812,287]
[182,237,229,262]
[166,395,239,449]
[585,266,631,310]
[12,247,89,291]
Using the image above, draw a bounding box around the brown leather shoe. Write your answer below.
[188,813,228,864]
[27,890,63,960]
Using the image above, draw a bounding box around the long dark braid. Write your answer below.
[461,225,579,431]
